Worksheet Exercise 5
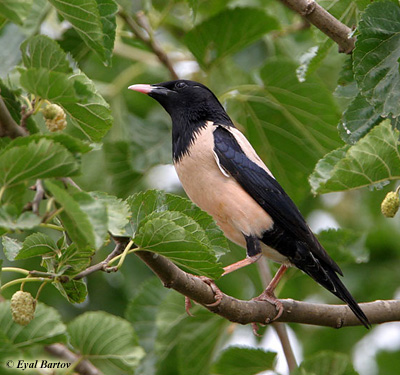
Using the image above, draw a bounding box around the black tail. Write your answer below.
[293,249,371,329]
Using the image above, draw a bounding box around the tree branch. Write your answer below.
[45,343,100,375]
[118,10,179,80]
[278,0,355,53]
[135,250,400,328]
[73,238,130,280]
[0,96,28,138]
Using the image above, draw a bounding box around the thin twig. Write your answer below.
[73,238,132,280]
[135,250,400,327]
[20,98,35,130]
[0,95,28,138]
[278,0,355,53]
[33,179,45,215]
[45,343,100,375]
[257,259,297,373]
[61,177,82,191]
[118,10,179,79]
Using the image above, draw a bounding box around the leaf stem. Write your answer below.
[1,267,30,275]
[35,280,50,300]
[107,246,137,267]
[109,239,135,270]
[1,277,49,292]
[0,185,6,201]
[39,223,64,232]
[44,207,64,224]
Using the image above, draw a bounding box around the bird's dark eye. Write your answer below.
[175,81,187,89]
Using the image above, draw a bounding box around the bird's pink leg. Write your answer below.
[222,253,262,276]
[253,264,288,322]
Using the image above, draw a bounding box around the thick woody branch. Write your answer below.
[278,0,355,53]
[0,96,28,138]
[45,343,100,375]
[136,250,400,328]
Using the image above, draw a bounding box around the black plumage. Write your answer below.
[128,79,370,328]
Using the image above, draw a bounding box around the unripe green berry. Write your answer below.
[381,191,400,218]
[10,291,36,326]
[42,104,67,132]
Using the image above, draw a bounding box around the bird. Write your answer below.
[128,79,370,328]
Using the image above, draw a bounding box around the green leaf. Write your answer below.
[103,141,143,197]
[165,194,229,259]
[376,350,400,375]
[309,121,400,194]
[97,0,118,65]
[61,71,113,142]
[56,243,94,276]
[54,279,88,303]
[0,301,67,348]
[155,292,226,375]
[125,277,169,352]
[127,190,228,258]
[317,228,369,264]
[0,0,33,25]
[230,60,341,201]
[19,68,80,103]
[1,236,22,261]
[212,347,276,375]
[353,1,400,116]
[21,0,49,36]
[128,117,171,173]
[7,133,92,154]
[177,309,226,375]
[0,80,22,124]
[338,92,383,144]
[0,138,80,189]
[293,351,358,375]
[335,56,358,99]
[45,181,96,250]
[0,329,21,362]
[126,190,167,237]
[309,146,349,194]
[68,311,145,374]
[20,36,112,142]
[184,8,279,68]
[0,24,25,80]
[15,233,58,260]
[72,191,108,249]
[134,210,223,278]
[0,206,41,232]
[20,35,72,73]
[48,0,117,66]
[89,192,131,236]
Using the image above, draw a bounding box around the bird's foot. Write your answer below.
[198,276,223,307]
[185,296,194,316]
[184,276,223,316]
[251,322,265,337]
[252,289,284,323]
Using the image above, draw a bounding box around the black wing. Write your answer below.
[213,125,370,328]
[213,125,339,272]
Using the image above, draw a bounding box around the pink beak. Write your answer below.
[128,84,153,94]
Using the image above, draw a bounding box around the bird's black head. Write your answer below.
[129,80,232,125]
[129,79,234,161]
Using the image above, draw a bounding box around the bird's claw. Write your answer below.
[184,276,223,317]
[251,322,264,337]
[198,276,223,307]
[252,289,284,323]
[185,296,194,316]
